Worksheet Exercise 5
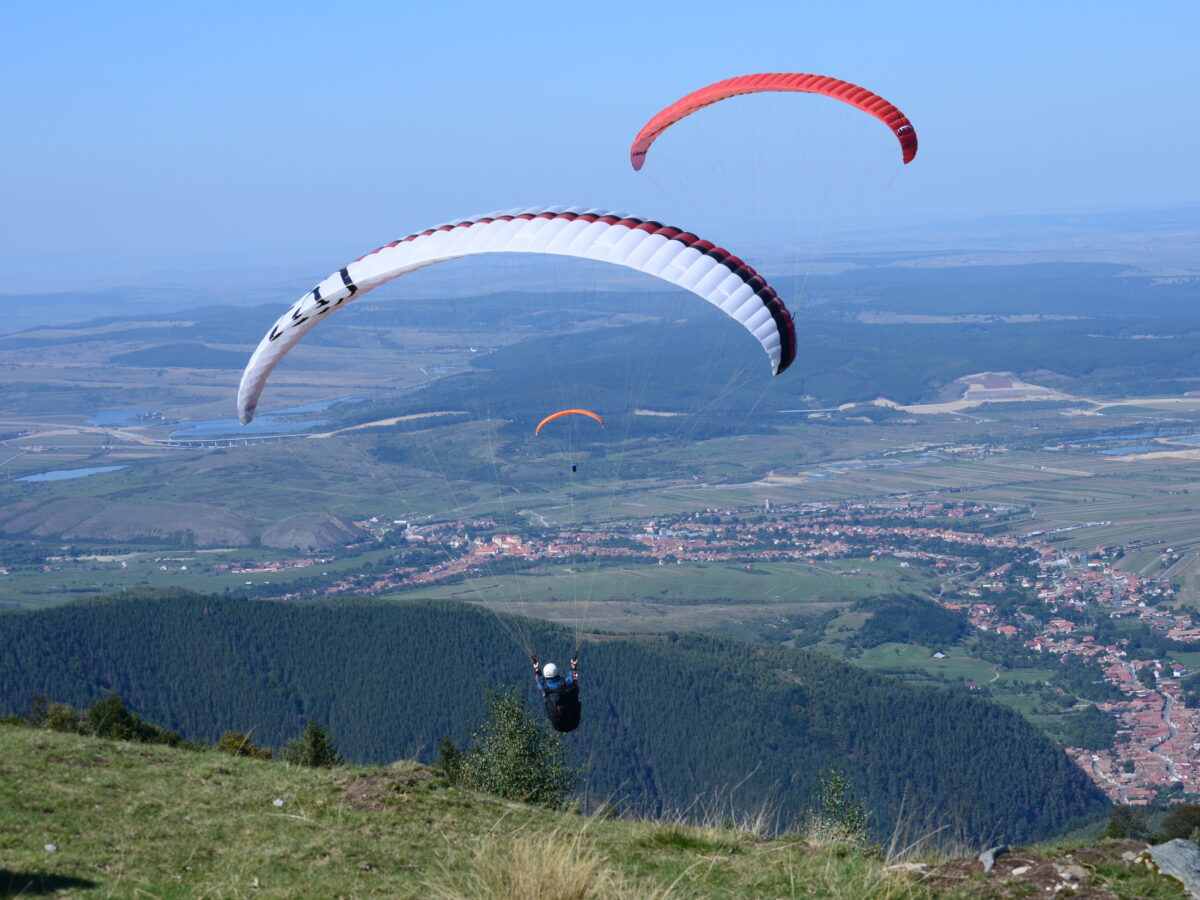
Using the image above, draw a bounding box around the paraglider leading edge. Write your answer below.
[237,207,796,426]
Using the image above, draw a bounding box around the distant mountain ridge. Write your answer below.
[0,589,1110,843]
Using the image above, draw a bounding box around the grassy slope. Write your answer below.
[0,725,922,899]
[0,726,1182,900]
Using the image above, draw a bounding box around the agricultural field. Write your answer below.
[852,642,1057,689]
[0,546,401,611]
[854,642,999,682]
[836,639,1074,732]
[8,409,1200,608]
[404,556,936,637]
[7,284,1200,616]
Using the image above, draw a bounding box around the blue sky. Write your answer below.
[2,0,1197,288]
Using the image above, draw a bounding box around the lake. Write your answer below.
[91,398,363,439]
[16,465,128,483]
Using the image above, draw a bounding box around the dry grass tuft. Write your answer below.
[427,828,623,900]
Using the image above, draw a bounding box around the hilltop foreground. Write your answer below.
[0,593,1109,845]
[0,726,1187,899]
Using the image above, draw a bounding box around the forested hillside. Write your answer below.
[324,313,1200,431]
[0,589,1109,843]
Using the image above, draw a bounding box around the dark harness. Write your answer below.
[544,680,581,733]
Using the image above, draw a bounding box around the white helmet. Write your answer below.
[543,662,559,678]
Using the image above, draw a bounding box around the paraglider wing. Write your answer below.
[238,207,796,424]
[534,409,606,436]
[630,73,917,171]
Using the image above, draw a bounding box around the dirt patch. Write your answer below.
[920,840,1151,898]
[338,768,435,811]
[50,754,110,767]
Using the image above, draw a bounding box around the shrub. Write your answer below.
[451,686,577,807]
[216,730,273,760]
[806,767,870,847]
[86,695,140,741]
[1156,804,1200,843]
[43,702,85,734]
[139,722,190,748]
[15,694,192,747]
[1101,805,1150,840]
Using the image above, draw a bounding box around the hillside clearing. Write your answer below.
[0,726,929,898]
[1,726,1187,898]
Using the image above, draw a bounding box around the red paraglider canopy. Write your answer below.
[631,73,917,171]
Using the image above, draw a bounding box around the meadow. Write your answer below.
[402,556,937,638]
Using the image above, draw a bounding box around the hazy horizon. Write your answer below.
[4,1,1198,294]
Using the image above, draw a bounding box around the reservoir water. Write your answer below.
[16,465,128,482]
[91,398,363,439]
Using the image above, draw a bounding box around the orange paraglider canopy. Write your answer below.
[534,409,606,436]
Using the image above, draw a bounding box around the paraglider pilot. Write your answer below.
[531,653,581,733]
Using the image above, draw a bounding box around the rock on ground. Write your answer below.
[1149,839,1200,899]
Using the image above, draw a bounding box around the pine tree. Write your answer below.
[282,720,343,768]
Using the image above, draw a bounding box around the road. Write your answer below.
[1128,661,1182,782]
[1090,754,1127,804]
[1151,695,1181,782]
[0,417,161,447]
[936,561,981,598]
